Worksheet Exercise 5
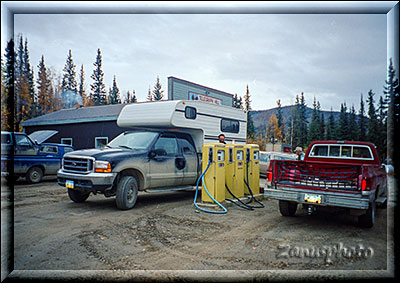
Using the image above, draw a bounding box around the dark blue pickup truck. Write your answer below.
[1,131,74,183]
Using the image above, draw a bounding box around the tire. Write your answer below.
[279,200,297,216]
[358,199,376,228]
[26,166,43,184]
[116,176,138,210]
[68,188,90,203]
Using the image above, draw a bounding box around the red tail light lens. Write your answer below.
[267,172,273,182]
[361,179,367,191]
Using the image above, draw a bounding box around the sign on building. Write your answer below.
[168,76,233,107]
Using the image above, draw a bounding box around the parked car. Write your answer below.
[259,151,297,177]
[264,141,387,227]
[1,130,75,183]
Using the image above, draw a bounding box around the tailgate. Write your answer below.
[271,160,363,192]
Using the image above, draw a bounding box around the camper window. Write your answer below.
[221,118,239,134]
[185,106,197,119]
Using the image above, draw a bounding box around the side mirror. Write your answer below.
[149,148,167,159]
[149,151,157,159]
[34,140,40,145]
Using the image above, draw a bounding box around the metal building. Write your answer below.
[21,104,128,150]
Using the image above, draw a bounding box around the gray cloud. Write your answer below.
[13,12,387,112]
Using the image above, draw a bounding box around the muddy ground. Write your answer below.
[1,176,397,281]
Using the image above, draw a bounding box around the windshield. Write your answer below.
[259,153,268,162]
[108,131,158,150]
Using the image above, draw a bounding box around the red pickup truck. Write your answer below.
[264,141,387,228]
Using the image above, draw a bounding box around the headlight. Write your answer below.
[94,161,111,173]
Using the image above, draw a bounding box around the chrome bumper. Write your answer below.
[264,186,371,210]
[57,169,117,191]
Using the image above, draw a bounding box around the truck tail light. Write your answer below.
[361,179,367,191]
[267,172,273,182]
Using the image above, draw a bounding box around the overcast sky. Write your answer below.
[12,7,388,111]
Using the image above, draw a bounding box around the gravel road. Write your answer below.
[1,176,396,281]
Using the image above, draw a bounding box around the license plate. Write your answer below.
[66,180,74,189]
[304,194,322,204]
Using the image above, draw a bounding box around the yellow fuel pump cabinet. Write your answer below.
[201,143,226,203]
[225,144,245,199]
[244,144,260,196]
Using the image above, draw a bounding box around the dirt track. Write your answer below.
[1,176,396,281]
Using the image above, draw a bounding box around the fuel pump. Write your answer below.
[224,144,254,210]
[225,144,245,199]
[201,143,226,203]
[244,144,264,208]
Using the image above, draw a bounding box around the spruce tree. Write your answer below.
[37,56,54,115]
[326,107,336,140]
[298,92,308,147]
[348,105,358,141]
[366,89,380,146]
[244,85,255,139]
[318,102,326,140]
[78,65,87,106]
[146,86,153,101]
[276,99,284,141]
[291,95,301,148]
[1,39,14,131]
[358,94,367,141]
[338,103,349,140]
[384,58,399,161]
[307,97,320,144]
[124,90,131,104]
[152,76,164,101]
[131,90,137,103]
[24,38,36,113]
[14,35,35,125]
[90,48,107,106]
[61,49,78,108]
[109,75,121,104]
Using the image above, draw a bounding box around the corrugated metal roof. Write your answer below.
[21,104,126,126]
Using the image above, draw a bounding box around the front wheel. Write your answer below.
[358,200,376,228]
[26,166,43,184]
[279,200,297,216]
[116,176,138,210]
[68,188,90,203]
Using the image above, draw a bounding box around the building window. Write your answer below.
[61,138,73,146]
[221,118,239,134]
[185,106,197,119]
[95,137,108,149]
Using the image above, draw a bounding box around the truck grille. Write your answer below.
[274,161,361,191]
[63,157,94,173]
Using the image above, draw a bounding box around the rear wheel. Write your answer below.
[26,166,43,184]
[279,200,297,216]
[116,176,138,210]
[358,199,376,228]
[68,189,90,203]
